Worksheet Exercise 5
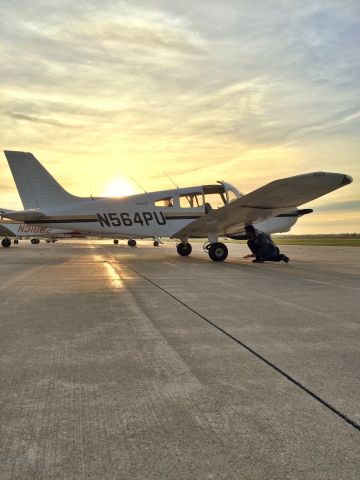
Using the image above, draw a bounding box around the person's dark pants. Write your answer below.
[247,240,282,262]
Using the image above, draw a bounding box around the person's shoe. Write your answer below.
[281,254,290,263]
[252,259,264,263]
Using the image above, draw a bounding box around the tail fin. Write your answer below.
[4,151,82,210]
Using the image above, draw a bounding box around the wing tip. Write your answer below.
[341,174,353,186]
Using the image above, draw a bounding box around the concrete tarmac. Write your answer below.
[0,240,359,479]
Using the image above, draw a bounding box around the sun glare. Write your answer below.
[103,177,136,197]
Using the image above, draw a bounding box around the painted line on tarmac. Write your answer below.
[121,261,360,433]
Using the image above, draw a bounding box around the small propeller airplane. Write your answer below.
[0,219,95,247]
[1,151,353,261]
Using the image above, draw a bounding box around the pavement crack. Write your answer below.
[117,260,360,433]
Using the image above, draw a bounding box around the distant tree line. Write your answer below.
[276,233,360,239]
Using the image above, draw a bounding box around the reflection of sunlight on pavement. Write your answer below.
[104,262,124,289]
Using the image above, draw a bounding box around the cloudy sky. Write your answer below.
[1,0,359,233]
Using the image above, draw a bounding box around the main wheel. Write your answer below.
[31,238,39,245]
[128,239,137,247]
[1,238,11,248]
[113,239,119,245]
[176,242,192,257]
[153,240,159,247]
[208,242,228,262]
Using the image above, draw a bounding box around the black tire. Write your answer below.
[128,239,136,247]
[31,238,38,245]
[176,242,192,257]
[208,242,228,262]
[14,239,19,245]
[1,238,11,248]
[153,240,159,247]
[113,239,119,245]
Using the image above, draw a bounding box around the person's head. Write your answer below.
[244,224,256,239]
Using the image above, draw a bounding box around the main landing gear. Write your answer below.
[31,238,40,245]
[176,242,192,256]
[204,242,228,262]
[1,238,11,248]
[128,239,137,247]
[176,241,228,261]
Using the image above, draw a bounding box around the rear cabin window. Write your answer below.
[155,197,174,207]
[179,193,204,208]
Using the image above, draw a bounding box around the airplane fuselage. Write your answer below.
[21,189,298,239]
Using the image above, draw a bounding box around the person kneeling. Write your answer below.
[243,224,289,263]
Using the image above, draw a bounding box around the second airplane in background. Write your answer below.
[2,150,353,261]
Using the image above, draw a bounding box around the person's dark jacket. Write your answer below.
[253,230,278,258]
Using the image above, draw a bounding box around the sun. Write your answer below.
[103,177,136,197]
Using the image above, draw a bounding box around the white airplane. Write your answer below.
[2,150,352,261]
[0,219,153,248]
[0,219,91,247]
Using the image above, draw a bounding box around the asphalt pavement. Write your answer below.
[0,240,359,479]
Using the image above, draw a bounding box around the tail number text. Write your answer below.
[97,212,166,228]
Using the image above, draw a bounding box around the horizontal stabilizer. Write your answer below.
[1,209,48,222]
[0,208,16,215]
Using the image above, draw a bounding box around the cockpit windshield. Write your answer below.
[202,182,241,209]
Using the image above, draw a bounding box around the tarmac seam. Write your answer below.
[120,261,360,433]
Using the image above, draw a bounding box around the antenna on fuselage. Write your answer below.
[89,183,95,200]
[163,171,179,189]
[130,177,147,194]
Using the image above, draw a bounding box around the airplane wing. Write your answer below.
[171,171,352,239]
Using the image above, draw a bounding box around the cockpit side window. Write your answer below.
[155,197,174,207]
[203,192,226,209]
[179,193,203,208]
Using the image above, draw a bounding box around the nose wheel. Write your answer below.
[128,239,137,247]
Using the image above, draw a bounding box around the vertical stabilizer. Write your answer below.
[4,151,82,209]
